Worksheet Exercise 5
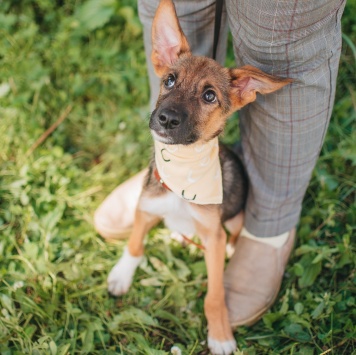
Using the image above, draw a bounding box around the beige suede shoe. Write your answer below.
[93,169,148,239]
[224,229,295,327]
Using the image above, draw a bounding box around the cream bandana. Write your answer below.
[154,137,223,204]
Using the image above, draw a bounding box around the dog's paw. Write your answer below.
[107,248,143,296]
[208,337,237,355]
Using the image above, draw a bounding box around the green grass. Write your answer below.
[0,0,355,354]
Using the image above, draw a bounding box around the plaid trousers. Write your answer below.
[138,0,346,237]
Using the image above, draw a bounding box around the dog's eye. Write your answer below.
[164,74,175,89]
[203,90,217,103]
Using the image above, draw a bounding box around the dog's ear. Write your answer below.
[151,0,191,77]
[229,65,293,109]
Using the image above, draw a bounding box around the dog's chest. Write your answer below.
[139,192,199,237]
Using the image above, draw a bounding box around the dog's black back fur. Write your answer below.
[220,143,248,222]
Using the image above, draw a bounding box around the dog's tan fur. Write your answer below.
[110,1,292,353]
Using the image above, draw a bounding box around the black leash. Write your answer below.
[212,0,223,60]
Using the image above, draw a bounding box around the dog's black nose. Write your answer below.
[158,109,181,129]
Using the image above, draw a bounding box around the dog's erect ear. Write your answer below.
[229,65,293,109]
[151,0,191,77]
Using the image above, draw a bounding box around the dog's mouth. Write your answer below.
[150,128,199,145]
[149,107,200,145]
[150,129,174,144]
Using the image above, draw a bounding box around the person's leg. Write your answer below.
[94,0,229,239]
[224,0,346,326]
[228,0,346,237]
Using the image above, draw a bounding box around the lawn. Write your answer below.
[0,0,355,354]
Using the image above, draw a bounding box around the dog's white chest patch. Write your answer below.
[139,192,199,236]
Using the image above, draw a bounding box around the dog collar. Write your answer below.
[154,168,171,191]
[154,137,223,205]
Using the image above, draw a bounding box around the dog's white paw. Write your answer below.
[107,248,143,296]
[208,337,237,355]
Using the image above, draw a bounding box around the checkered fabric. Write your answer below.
[138,0,346,237]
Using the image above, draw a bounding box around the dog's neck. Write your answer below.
[154,137,223,204]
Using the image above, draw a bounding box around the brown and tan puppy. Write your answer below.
[107,1,292,354]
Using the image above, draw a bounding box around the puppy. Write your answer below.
[107,0,292,354]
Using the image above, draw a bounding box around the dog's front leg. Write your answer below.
[204,228,237,355]
[108,207,160,296]
[193,206,237,355]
